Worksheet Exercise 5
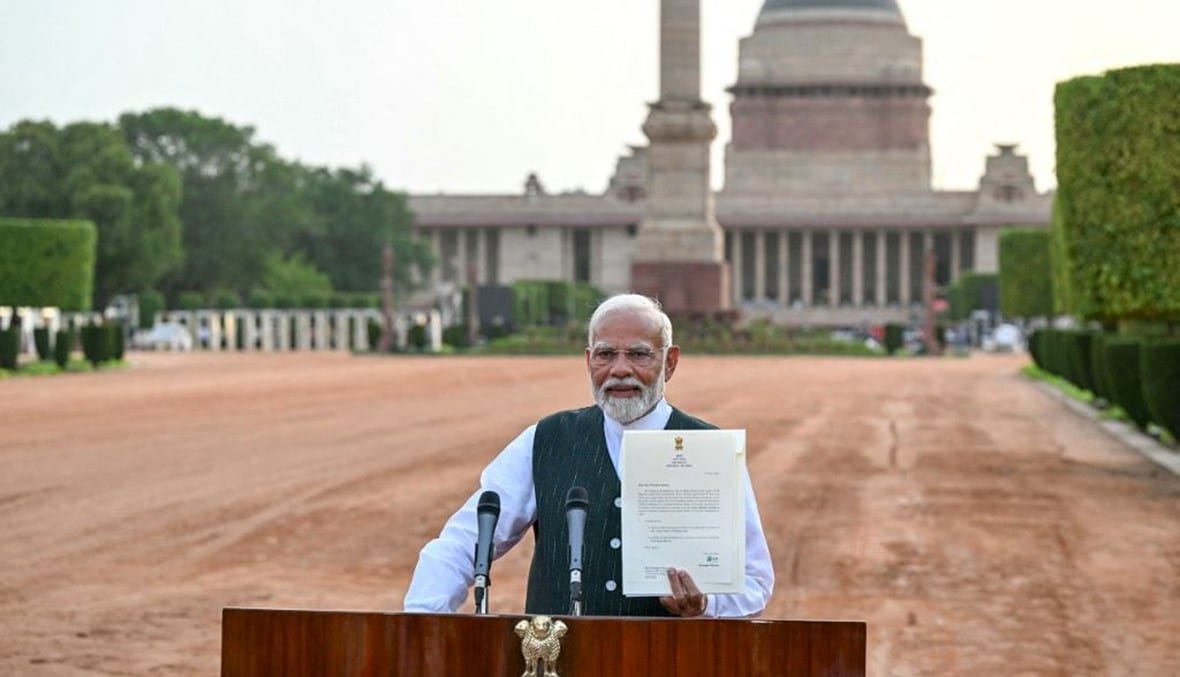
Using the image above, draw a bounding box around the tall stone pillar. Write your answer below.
[630,0,728,314]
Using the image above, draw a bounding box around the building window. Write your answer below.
[959,229,975,272]
[839,232,854,305]
[933,232,952,286]
[909,232,925,303]
[573,229,592,283]
[764,232,780,301]
[812,232,830,306]
[885,232,900,304]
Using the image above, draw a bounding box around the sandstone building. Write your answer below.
[408,0,1051,326]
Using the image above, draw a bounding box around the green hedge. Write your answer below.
[1103,339,1152,428]
[1065,330,1096,393]
[884,323,904,355]
[53,328,72,367]
[999,229,1053,318]
[0,328,16,369]
[947,273,998,321]
[34,327,51,360]
[1055,65,1180,322]
[0,218,97,311]
[1088,332,1112,401]
[138,289,165,328]
[1140,340,1180,441]
[1028,329,1048,371]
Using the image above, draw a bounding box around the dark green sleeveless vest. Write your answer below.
[524,404,716,616]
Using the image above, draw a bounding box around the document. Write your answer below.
[620,429,746,596]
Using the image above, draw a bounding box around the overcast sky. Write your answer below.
[2,0,1178,196]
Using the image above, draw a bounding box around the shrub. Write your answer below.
[300,291,330,309]
[407,323,427,351]
[367,319,382,351]
[110,323,125,361]
[1028,329,1047,370]
[1089,332,1112,401]
[211,290,240,310]
[34,327,51,361]
[1140,340,1180,442]
[53,329,72,368]
[0,328,17,370]
[999,228,1053,318]
[138,289,165,328]
[177,291,204,311]
[1065,330,1095,393]
[884,323,904,355]
[443,324,470,349]
[1103,339,1152,428]
[0,218,97,311]
[247,288,275,308]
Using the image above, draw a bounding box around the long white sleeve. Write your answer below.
[402,426,538,612]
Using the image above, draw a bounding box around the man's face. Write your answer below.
[586,311,679,424]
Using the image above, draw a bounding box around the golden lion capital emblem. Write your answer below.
[514,615,568,677]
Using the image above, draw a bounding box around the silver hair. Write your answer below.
[587,294,673,349]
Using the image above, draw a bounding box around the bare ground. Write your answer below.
[0,352,1177,675]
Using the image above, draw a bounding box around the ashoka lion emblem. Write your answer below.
[514,615,568,677]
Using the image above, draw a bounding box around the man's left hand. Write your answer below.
[660,568,707,617]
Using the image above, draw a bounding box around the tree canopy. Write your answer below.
[0,107,430,309]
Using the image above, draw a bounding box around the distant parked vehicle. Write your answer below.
[133,322,193,351]
[982,323,1022,353]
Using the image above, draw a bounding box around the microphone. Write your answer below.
[565,486,589,616]
[472,490,500,614]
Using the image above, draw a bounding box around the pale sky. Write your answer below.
[2,1,1178,196]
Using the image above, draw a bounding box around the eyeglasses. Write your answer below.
[589,346,662,369]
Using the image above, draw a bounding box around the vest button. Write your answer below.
[614,496,622,508]
[610,538,621,549]
[605,580,618,592]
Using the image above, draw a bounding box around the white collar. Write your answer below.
[602,398,672,437]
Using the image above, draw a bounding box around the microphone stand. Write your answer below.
[570,577,583,617]
[474,576,489,615]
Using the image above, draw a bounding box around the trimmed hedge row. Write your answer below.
[0,218,97,311]
[999,228,1053,318]
[1055,65,1180,321]
[1034,328,1180,439]
[171,289,382,311]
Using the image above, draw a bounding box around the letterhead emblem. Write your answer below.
[674,436,684,451]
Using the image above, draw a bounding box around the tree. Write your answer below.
[0,120,183,307]
[999,229,1053,318]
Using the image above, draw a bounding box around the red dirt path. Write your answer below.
[1,352,1177,675]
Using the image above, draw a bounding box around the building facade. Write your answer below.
[408,0,1051,326]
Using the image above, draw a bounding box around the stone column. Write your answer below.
[334,311,349,350]
[951,228,962,281]
[260,311,275,351]
[730,231,743,303]
[630,0,727,314]
[852,231,864,306]
[299,313,314,350]
[801,231,813,306]
[311,311,326,350]
[428,309,443,352]
[899,231,912,306]
[276,312,291,350]
[476,228,487,284]
[876,229,887,307]
[778,230,789,305]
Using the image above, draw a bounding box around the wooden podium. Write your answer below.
[221,608,866,676]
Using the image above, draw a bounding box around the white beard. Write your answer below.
[594,372,665,424]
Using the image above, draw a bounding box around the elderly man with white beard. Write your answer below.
[403,294,774,618]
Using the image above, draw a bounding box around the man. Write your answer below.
[403,294,774,617]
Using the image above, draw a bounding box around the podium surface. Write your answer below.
[222,608,866,676]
